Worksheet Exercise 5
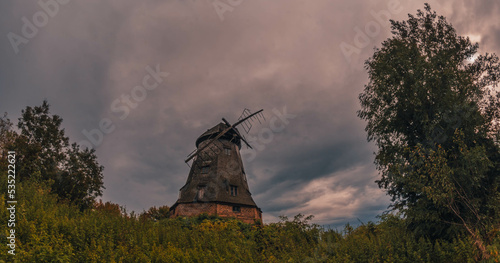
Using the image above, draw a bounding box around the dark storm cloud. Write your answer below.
[254,139,371,193]
[0,1,129,137]
[1,0,498,225]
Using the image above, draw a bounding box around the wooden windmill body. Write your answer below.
[170,110,264,223]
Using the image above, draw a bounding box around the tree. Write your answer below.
[0,113,16,163]
[6,101,104,209]
[139,205,170,222]
[358,4,500,257]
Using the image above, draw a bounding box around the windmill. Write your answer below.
[170,109,265,223]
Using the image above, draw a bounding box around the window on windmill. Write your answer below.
[232,206,241,212]
[224,147,231,155]
[197,185,206,199]
[230,185,238,196]
[201,166,210,174]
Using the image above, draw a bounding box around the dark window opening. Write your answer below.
[201,166,209,174]
[224,147,231,155]
[230,185,238,196]
[233,206,241,212]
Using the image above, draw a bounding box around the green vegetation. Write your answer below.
[0,179,498,262]
[0,4,499,262]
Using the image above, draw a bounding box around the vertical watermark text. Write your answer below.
[6,151,17,256]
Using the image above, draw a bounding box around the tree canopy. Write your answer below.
[358,3,500,258]
[0,101,104,209]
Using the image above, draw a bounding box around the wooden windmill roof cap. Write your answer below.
[195,122,242,148]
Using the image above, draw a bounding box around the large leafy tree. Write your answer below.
[358,4,500,256]
[1,101,104,209]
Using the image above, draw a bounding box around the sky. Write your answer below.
[1,0,499,226]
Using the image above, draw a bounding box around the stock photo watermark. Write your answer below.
[78,64,169,149]
[7,0,72,54]
[6,151,17,256]
[211,0,244,21]
[177,0,244,21]
[340,0,403,64]
[240,106,296,162]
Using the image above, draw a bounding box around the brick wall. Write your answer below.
[172,202,262,224]
[172,203,217,217]
[216,204,261,224]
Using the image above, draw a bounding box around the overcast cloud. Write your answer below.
[1,0,499,226]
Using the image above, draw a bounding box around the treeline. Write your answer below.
[0,178,497,262]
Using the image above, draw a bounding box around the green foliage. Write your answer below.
[357,3,500,256]
[139,205,171,222]
[1,100,104,209]
[1,179,497,262]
